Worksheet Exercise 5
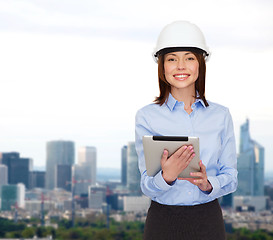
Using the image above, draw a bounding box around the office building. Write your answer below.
[88,185,106,209]
[29,171,46,189]
[123,195,151,213]
[0,183,25,210]
[0,164,8,186]
[233,196,268,212]
[1,152,33,189]
[121,145,127,186]
[73,146,97,195]
[126,142,141,196]
[46,140,75,189]
[236,119,265,196]
[234,119,266,211]
[56,164,72,191]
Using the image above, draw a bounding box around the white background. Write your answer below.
[0,0,272,172]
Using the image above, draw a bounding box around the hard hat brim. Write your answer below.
[153,46,210,63]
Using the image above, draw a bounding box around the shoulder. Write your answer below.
[206,100,230,114]
[136,102,164,117]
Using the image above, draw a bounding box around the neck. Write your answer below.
[171,86,196,107]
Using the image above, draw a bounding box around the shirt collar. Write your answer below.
[165,92,207,111]
[166,93,177,111]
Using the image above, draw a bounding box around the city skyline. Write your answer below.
[0,0,272,171]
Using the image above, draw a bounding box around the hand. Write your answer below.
[161,145,195,185]
[179,160,212,192]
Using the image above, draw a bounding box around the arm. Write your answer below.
[135,109,174,199]
[179,109,237,197]
[205,109,238,198]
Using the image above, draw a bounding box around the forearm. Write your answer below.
[140,170,174,199]
[207,169,238,198]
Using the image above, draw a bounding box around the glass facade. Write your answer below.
[126,142,141,196]
[46,141,75,189]
[236,119,264,196]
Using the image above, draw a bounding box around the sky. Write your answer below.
[0,0,273,171]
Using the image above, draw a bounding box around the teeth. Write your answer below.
[175,74,188,78]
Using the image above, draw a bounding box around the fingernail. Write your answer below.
[189,146,193,150]
[192,153,195,157]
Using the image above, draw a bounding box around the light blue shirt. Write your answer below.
[135,93,238,206]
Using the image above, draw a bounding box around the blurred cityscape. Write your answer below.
[0,118,273,239]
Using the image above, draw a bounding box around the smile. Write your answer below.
[173,74,190,80]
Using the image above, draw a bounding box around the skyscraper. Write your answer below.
[1,152,33,189]
[56,164,72,191]
[127,142,141,196]
[73,146,96,195]
[121,145,128,186]
[236,119,265,196]
[0,183,25,210]
[46,140,75,189]
[0,164,8,186]
[29,171,45,189]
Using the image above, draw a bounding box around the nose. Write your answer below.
[177,59,186,70]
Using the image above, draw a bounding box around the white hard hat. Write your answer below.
[153,21,210,62]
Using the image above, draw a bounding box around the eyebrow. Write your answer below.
[166,52,193,57]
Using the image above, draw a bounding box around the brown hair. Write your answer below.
[154,52,209,107]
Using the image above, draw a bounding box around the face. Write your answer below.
[164,51,199,92]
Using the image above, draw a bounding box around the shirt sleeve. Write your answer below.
[135,109,174,199]
[206,108,238,198]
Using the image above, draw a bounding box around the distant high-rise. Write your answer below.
[236,119,265,196]
[1,152,33,189]
[73,146,96,195]
[88,185,106,209]
[0,164,8,186]
[56,164,72,191]
[0,183,25,210]
[46,140,75,190]
[127,142,141,195]
[29,171,45,189]
[121,145,128,186]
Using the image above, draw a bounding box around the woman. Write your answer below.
[135,21,238,240]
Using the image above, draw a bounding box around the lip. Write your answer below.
[173,73,190,81]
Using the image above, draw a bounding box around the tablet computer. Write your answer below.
[142,136,200,178]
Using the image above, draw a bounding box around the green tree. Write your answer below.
[22,227,35,238]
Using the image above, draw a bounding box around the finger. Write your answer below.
[173,145,188,158]
[193,179,204,184]
[199,160,207,173]
[183,149,195,166]
[178,145,194,160]
[190,172,203,179]
[160,149,168,166]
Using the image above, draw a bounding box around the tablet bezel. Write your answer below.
[142,135,200,178]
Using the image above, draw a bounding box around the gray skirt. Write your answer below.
[143,199,226,240]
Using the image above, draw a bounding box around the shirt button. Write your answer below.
[188,191,192,195]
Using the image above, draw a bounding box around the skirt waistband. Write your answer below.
[151,199,219,212]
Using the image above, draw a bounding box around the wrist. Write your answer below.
[162,171,176,185]
[205,180,212,192]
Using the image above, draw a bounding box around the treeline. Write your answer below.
[0,215,144,240]
[227,228,273,240]
[0,216,273,239]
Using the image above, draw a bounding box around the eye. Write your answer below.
[166,57,176,62]
[187,56,195,60]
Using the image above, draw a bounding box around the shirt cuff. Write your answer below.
[153,170,175,191]
[206,176,220,197]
